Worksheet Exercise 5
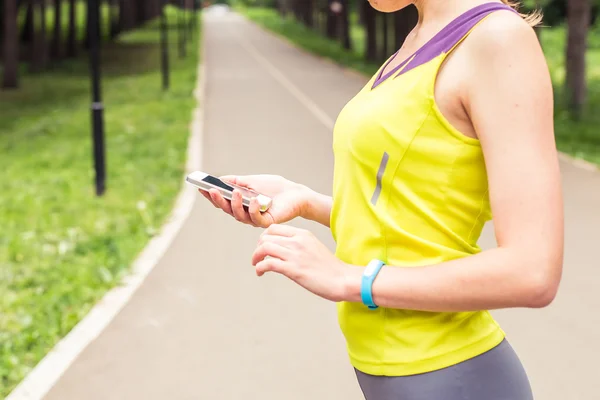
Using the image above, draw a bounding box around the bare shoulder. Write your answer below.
[457,8,554,144]
[459,9,552,99]
[465,10,545,64]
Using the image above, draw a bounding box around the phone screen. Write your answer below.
[202,175,260,199]
[203,175,234,191]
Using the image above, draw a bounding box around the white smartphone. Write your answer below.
[186,171,272,213]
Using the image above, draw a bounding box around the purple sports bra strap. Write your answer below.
[372,2,517,89]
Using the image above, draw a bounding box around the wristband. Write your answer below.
[361,259,385,309]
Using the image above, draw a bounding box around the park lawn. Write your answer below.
[241,7,600,166]
[0,8,200,397]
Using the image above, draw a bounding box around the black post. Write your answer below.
[160,0,170,90]
[88,0,106,196]
[178,0,186,58]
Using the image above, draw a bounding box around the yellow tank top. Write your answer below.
[330,3,513,376]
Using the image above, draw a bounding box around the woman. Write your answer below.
[201,0,563,398]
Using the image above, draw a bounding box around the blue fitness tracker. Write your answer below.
[361,259,385,309]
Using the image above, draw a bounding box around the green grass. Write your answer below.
[0,8,200,398]
[239,8,379,76]
[240,7,600,166]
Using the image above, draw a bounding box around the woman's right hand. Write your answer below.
[199,174,313,228]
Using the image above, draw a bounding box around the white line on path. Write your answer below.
[6,36,207,400]
[233,30,336,131]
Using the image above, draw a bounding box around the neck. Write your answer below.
[413,0,501,25]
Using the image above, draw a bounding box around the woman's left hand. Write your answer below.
[251,224,350,302]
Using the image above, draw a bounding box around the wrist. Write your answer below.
[296,184,319,221]
[339,265,363,303]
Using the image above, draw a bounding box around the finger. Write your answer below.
[263,223,305,238]
[258,233,295,248]
[210,189,233,215]
[252,242,291,266]
[231,190,255,225]
[219,175,238,185]
[199,189,218,207]
[248,197,273,228]
[220,175,251,189]
[255,257,289,277]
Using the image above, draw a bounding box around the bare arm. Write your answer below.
[341,14,564,312]
[300,186,333,228]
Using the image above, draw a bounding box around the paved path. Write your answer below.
[42,8,600,400]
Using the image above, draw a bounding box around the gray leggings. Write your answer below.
[355,340,533,400]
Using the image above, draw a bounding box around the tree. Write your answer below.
[31,0,49,72]
[110,0,121,39]
[20,1,34,43]
[338,0,351,50]
[39,0,49,66]
[380,13,389,60]
[2,0,19,89]
[0,0,4,39]
[566,0,591,117]
[120,0,138,31]
[67,0,77,57]
[277,0,291,17]
[298,0,314,28]
[326,0,338,39]
[362,0,377,62]
[52,0,63,58]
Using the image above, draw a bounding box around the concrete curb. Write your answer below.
[558,152,599,172]
[6,25,207,400]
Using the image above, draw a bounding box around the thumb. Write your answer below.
[219,175,237,184]
[221,175,252,189]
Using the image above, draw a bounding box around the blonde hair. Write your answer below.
[501,0,543,26]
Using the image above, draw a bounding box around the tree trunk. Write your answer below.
[136,0,147,24]
[84,1,91,49]
[382,13,389,59]
[326,0,337,39]
[316,0,325,34]
[110,0,121,39]
[31,0,49,71]
[20,1,34,43]
[338,0,351,50]
[566,0,591,117]
[357,0,365,25]
[363,0,377,62]
[146,0,161,20]
[281,0,292,17]
[120,0,137,31]
[52,0,63,58]
[313,0,320,34]
[394,4,417,51]
[2,0,19,89]
[302,0,314,28]
[40,0,49,66]
[67,0,77,56]
[0,0,5,41]
[277,0,285,17]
